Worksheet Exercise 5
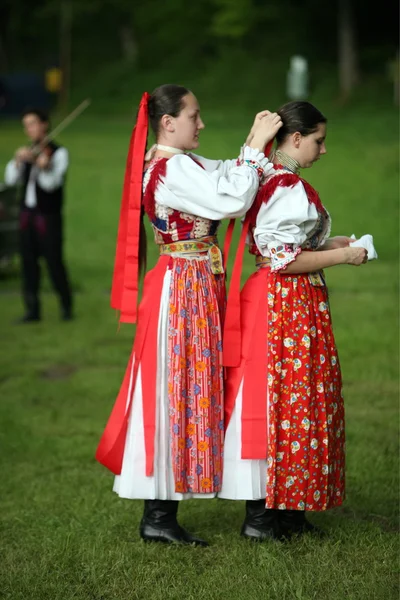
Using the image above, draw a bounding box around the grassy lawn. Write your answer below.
[0,100,398,600]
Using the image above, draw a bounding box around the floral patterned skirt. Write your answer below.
[221,268,345,510]
[167,256,225,493]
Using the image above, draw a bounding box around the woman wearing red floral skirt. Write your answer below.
[220,101,370,540]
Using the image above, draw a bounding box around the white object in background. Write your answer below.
[287,55,309,100]
[350,234,378,260]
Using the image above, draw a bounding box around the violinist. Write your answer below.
[4,108,73,323]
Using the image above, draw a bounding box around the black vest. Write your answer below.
[21,141,65,214]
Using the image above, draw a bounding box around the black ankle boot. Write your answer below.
[139,500,209,546]
[278,510,324,538]
[241,500,283,541]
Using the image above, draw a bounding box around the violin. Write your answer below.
[15,143,53,169]
[20,141,55,170]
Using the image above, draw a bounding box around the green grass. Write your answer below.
[0,97,398,600]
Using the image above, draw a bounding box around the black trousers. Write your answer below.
[20,209,72,316]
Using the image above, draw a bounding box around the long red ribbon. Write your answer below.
[223,270,268,460]
[223,138,274,451]
[240,273,269,458]
[96,256,170,475]
[222,216,250,367]
[222,218,236,272]
[111,92,149,323]
[222,138,274,368]
[131,256,170,476]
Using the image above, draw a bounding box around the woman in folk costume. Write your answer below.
[96,84,283,546]
[220,101,369,541]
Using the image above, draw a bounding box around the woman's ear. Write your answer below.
[292,131,302,148]
[160,114,175,133]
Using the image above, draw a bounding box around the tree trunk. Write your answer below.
[394,50,399,107]
[338,0,359,102]
[119,24,138,64]
[59,0,72,113]
[0,34,9,72]
[0,3,11,71]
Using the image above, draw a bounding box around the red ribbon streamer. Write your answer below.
[111,92,150,323]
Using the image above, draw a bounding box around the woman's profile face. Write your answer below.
[297,123,327,168]
[169,93,205,151]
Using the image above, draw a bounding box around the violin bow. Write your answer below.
[33,98,91,155]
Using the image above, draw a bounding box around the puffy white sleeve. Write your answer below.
[188,153,237,176]
[5,159,23,186]
[155,147,274,220]
[254,181,318,271]
[37,147,69,191]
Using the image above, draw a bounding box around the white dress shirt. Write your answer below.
[4,147,69,208]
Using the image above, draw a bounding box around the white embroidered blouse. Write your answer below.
[254,180,331,271]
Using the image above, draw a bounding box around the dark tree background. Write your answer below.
[0,0,398,108]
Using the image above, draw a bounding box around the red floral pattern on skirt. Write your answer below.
[167,257,225,493]
[253,269,345,510]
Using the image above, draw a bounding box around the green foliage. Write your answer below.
[1,0,398,78]
[210,0,254,39]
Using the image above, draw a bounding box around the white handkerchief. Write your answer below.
[350,234,378,260]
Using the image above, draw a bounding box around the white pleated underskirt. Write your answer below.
[113,268,215,500]
[218,380,267,500]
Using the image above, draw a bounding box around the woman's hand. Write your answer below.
[322,236,354,250]
[246,111,269,144]
[250,112,283,151]
[342,246,368,266]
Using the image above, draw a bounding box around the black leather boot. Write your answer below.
[139,500,209,546]
[278,510,324,538]
[241,500,283,541]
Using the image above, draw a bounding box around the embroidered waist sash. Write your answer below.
[159,235,224,275]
